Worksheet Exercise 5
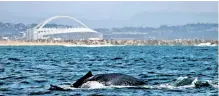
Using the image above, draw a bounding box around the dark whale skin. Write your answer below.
[83,73,146,86]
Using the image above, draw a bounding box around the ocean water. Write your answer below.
[0,46,218,96]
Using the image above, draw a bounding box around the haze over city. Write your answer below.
[0,1,218,28]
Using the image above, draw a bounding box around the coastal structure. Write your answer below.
[25,16,103,40]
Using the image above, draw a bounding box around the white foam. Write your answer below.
[195,42,217,47]
[81,81,106,89]
[207,80,219,88]
[153,77,198,90]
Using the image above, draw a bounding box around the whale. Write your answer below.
[49,71,146,90]
[49,72,212,91]
[71,71,146,88]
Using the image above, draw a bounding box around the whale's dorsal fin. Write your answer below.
[72,71,93,88]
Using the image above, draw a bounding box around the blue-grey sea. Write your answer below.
[0,46,218,96]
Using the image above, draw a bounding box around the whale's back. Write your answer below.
[86,73,146,86]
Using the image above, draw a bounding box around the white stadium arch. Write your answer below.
[35,16,89,30]
[26,16,103,40]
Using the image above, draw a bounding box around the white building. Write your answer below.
[25,16,103,40]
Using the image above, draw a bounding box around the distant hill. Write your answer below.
[96,23,218,40]
[128,12,218,27]
[0,22,217,40]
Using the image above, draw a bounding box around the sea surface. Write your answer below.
[0,46,218,96]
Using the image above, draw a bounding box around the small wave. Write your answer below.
[8,57,21,61]
[28,91,51,95]
[154,76,218,89]
[111,57,123,60]
[195,42,217,47]
[207,80,218,88]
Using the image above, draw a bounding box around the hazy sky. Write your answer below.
[0,1,218,28]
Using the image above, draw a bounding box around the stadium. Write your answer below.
[25,16,103,41]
